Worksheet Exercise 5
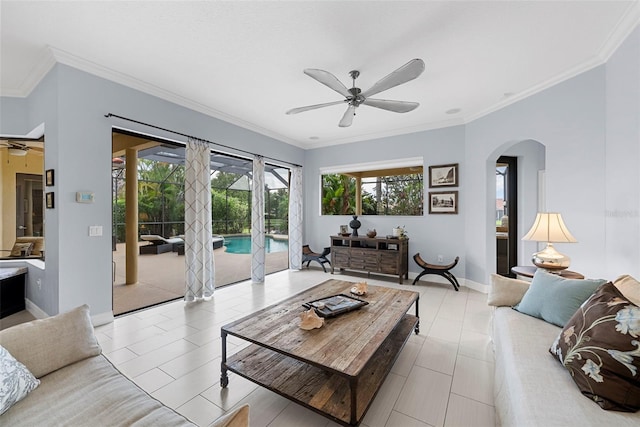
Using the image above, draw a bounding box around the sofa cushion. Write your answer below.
[0,345,40,415]
[514,269,606,327]
[614,275,640,306]
[0,305,101,378]
[549,282,640,411]
[488,274,530,306]
[1,354,195,426]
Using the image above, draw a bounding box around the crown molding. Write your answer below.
[598,1,640,62]
[14,46,305,148]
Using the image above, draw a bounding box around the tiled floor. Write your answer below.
[94,269,496,427]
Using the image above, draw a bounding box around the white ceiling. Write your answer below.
[1,1,638,149]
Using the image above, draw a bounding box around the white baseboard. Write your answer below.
[91,311,114,326]
[25,299,48,319]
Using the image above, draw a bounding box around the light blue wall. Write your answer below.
[0,96,28,134]
[605,26,640,279]
[2,64,304,320]
[1,25,638,316]
[303,125,467,279]
[465,64,607,285]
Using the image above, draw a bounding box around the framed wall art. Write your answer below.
[45,169,55,186]
[46,192,55,209]
[428,190,458,214]
[428,163,458,188]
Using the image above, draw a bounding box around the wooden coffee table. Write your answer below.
[220,279,419,426]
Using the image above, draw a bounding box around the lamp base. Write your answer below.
[531,243,570,271]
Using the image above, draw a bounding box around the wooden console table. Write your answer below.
[330,235,409,284]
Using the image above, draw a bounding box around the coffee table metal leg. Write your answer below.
[415,296,420,334]
[220,331,229,388]
[350,377,358,425]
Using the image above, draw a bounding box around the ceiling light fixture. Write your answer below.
[445,108,461,114]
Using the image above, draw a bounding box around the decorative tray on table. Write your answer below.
[303,294,369,318]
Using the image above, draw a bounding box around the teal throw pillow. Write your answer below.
[514,269,606,327]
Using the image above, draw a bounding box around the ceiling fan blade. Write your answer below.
[360,59,425,98]
[362,98,420,113]
[339,105,357,128]
[286,100,346,115]
[304,69,351,98]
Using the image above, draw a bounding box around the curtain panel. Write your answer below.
[251,156,266,283]
[184,138,214,301]
[288,166,303,270]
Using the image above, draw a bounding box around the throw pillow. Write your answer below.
[613,275,640,306]
[487,274,530,307]
[514,269,606,327]
[0,345,40,415]
[0,305,101,378]
[549,282,640,411]
[9,242,33,257]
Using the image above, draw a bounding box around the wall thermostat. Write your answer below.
[76,191,95,203]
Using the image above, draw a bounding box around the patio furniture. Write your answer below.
[412,253,460,291]
[139,235,183,255]
[302,245,331,272]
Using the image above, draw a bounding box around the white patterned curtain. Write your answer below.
[288,166,303,270]
[184,138,214,301]
[251,156,266,283]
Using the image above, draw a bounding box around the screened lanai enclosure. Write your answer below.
[111,130,291,315]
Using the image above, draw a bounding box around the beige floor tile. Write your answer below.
[96,269,496,427]
[267,402,333,427]
[414,337,459,376]
[427,317,463,343]
[444,393,495,427]
[117,338,199,378]
[201,373,259,411]
[152,360,220,409]
[391,339,422,377]
[159,339,222,378]
[133,367,176,392]
[361,373,406,427]
[458,330,493,362]
[450,355,494,406]
[394,366,452,426]
[176,394,225,427]
[385,411,431,427]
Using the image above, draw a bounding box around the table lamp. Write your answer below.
[522,212,577,270]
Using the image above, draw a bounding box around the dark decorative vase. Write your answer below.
[349,215,361,237]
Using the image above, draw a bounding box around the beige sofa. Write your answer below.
[489,274,640,426]
[0,305,248,426]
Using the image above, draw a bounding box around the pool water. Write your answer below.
[224,236,289,254]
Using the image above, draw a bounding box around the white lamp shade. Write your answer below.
[522,212,577,243]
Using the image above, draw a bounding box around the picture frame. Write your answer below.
[46,192,55,209]
[339,225,349,236]
[45,169,55,186]
[428,163,458,188]
[428,190,458,214]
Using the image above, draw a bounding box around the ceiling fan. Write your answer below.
[0,139,44,156]
[286,58,425,127]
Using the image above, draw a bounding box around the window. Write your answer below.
[320,158,423,216]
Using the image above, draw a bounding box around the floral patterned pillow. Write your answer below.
[0,345,40,415]
[549,282,640,411]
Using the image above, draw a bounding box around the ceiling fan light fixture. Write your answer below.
[8,147,28,156]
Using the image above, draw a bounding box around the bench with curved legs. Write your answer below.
[302,245,331,272]
[412,253,460,291]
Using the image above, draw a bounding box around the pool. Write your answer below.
[224,236,289,254]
